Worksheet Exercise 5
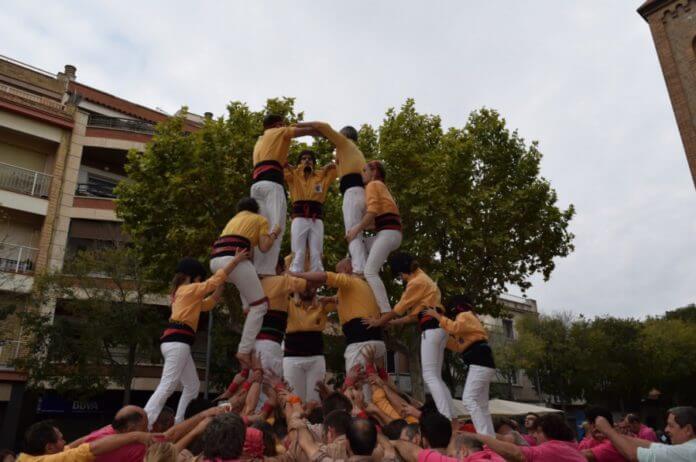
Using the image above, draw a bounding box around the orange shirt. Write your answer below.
[170,269,227,331]
[365,180,399,216]
[253,127,296,166]
[286,299,337,333]
[261,275,308,312]
[285,164,337,203]
[440,311,489,353]
[313,122,366,178]
[220,211,269,247]
[393,269,443,318]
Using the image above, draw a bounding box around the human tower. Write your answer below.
[143,116,497,437]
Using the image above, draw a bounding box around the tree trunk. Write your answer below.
[123,344,137,406]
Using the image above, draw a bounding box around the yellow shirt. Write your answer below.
[17,444,94,462]
[285,164,337,203]
[220,211,269,247]
[286,299,336,333]
[313,122,366,178]
[440,311,489,353]
[171,269,226,331]
[365,180,399,216]
[253,127,295,166]
[325,272,381,325]
[393,269,443,317]
[261,275,308,312]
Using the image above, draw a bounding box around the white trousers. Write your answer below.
[251,180,286,275]
[254,339,283,377]
[342,186,367,274]
[344,340,387,373]
[290,218,324,272]
[345,340,387,400]
[364,230,402,313]
[421,328,454,419]
[282,355,326,403]
[144,342,200,426]
[462,365,496,436]
[210,257,268,354]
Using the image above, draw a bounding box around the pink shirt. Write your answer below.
[520,440,585,462]
[637,424,658,442]
[83,425,146,462]
[522,434,537,446]
[590,440,628,462]
[417,448,505,462]
[465,449,506,461]
[418,449,456,462]
[577,436,602,451]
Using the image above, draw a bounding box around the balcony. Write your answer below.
[0,243,38,274]
[0,161,52,198]
[76,181,117,199]
[0,82,64,112]
[87,114,155,135]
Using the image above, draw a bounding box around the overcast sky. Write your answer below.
[3,1,695,318]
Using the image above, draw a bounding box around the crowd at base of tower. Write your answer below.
[5,366,696,462]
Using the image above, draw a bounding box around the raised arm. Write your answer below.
[470,433,525,462]
[295,121,345,147]
[259,224,282,252]
[291,271,328,284]
[593,416,647,461]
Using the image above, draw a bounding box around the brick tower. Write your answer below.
[638,0,696,188]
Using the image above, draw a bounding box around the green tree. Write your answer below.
[15,247,163,404]
[116,98,575,394]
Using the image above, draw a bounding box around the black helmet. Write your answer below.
[175,258,207,281]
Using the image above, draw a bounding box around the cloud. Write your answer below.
[2,0,694,318]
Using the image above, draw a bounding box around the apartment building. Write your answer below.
[0,55,206,445]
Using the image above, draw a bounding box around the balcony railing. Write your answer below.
[75,182,117,199]
[0,243,39,274]
[0,82,64,111]
[0,161,52,198]
[87,114,156,135]
[0,339,24,369]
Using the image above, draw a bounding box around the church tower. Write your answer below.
[639,0,696,188]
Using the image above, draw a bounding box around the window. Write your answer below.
[503,319,514,339]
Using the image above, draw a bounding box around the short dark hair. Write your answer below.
[447,294,475,313]
[536,414,575,442]
[23,421,58,455]
[586,406,614,426]
[366,160,386,181]
[402,423,420,441]
[323,392,353,414]
[263,114,284,129]
[299,149,316,165]
[112,410,145,432]
[237,197,260,214]
[389,252,419,276]
[340,126,358,141]
[184,398,214,420]
[382,419,408,440]
[669,407,696,432]
[203,413,246,460]
[347,418,377,456]
[494,418,515,433]
[252,421,277,457]
[625,413,641,424]
[455,434,483,453]
[323,410,352,436]
[420,411,452,448]
[308,407,324,425]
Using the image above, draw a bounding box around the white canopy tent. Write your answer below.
[452,399,563,418]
